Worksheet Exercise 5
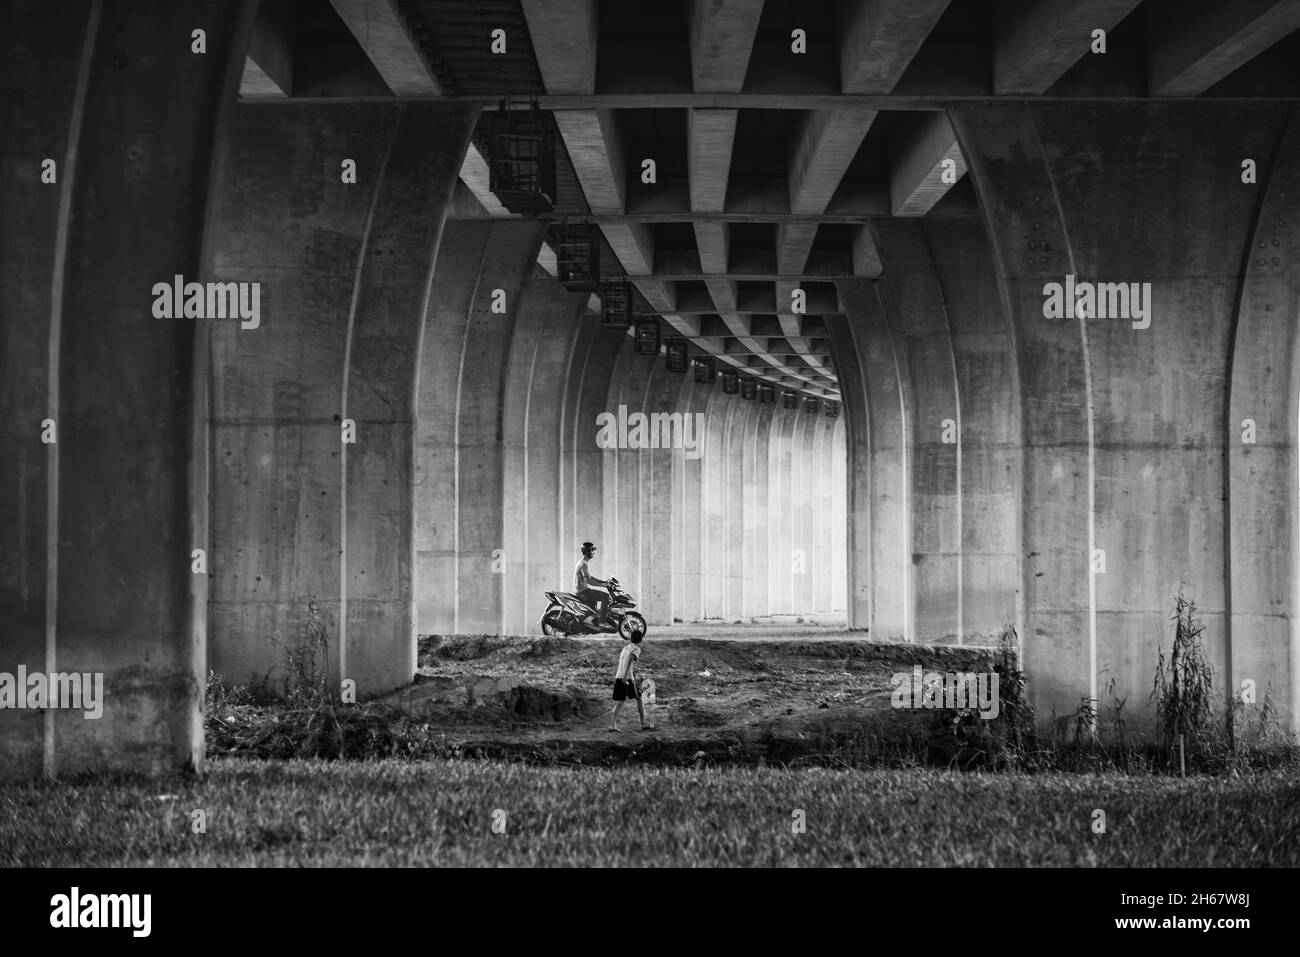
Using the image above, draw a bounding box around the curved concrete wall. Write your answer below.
[588,337,847,625]
[209,101,476,698]
[952,103,1300,727]
[1,0,251,779]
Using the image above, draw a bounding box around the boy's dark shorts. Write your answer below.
[612,678,640,701]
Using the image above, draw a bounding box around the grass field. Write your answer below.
[4,759,1298,867]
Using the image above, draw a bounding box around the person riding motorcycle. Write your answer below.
[575,542,611,625]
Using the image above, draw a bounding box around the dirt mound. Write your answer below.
[497,684,598,722]
[420,634,595,664]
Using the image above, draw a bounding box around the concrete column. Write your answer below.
[813,412,836,612]
[412,220,544,637]
[723,395,749,618]
[561,316,621,597]
[210,101,477,693]
[605,338,654,598]
[791,406,815,613]
[830,416,849,612]
[1,0,251,780]
[742,399,775,617]
[502,276,587,634]
[1227,114,1300,735]
[701,382,728,618]
[875,220,962,643]
[674,373,709,621]
[639,356,678,625]
[954,102,1298,726]
[767,406,797,615]
[824,315,873,629]
[827,285,910,638]
[926,218,1020,644]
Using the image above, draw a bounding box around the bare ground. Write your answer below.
[379,622,996,766]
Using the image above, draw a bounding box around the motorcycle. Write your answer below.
[539,577,647,640]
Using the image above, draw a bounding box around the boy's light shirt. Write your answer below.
[615,642,641,679]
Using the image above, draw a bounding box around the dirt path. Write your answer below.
[378,631,997,765]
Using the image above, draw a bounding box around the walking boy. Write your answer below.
[610,632,653,731]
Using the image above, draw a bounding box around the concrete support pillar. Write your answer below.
[674,374,708,621]
[1,0,250,780]
[813,413,835,612]
[875,220,962,643]
[210,101,477,693]
[1226,116,1300,734]
[742,401,775,617]
[768,407,797,615]
[954,102,1299,726]
[605,338,654,598]
[639,357,678,625]
[561,317,621,597]
[830,417,849,612]
[927,218,1020,643]
[722,395,748,618]
[502,276,587,634]
[828,285,910,638]
[791,407,815,613]
[701,384,728,618]
[414,220,545,637]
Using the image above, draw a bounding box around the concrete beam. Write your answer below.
[775,281,834,376]
[852,224,882,275]
[890,111,967,217]
[521,0,600,95]
[694,222,730,275]
[1148,0,1300,96]
[840,0,952,94]
[994,0,1143,95]
[555,110,627,212]
[329,0,439,95]
[789,110,877,214]
[689,109,739,213]
[241,0,294,97]
[782,109,876,272]
[688,0,766,92]
[550,109,659,275]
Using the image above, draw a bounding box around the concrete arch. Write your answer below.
[500,273,589,634]
[560,317,622,588]
[742,399,775,617]
[954,102,1299,726]
[1,0,252,778]
[827,283,910,638]
[414,220,545,638]
[210,100,476,699]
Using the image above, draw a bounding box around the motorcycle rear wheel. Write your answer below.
[541,609,569,637]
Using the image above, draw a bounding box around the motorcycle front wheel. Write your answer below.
[619,612,647,640]
[541,608,569,637]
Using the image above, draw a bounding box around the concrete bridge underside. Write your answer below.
[4,0,1300,779]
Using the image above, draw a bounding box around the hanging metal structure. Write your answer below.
[552,221,600,291]
[599,278,634,327]
[666,337,689,373]
[634,317,661,356]
[693,356,717,384]
[740,377,757,400]
[722,371,740,394]
[485,102,556,216]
